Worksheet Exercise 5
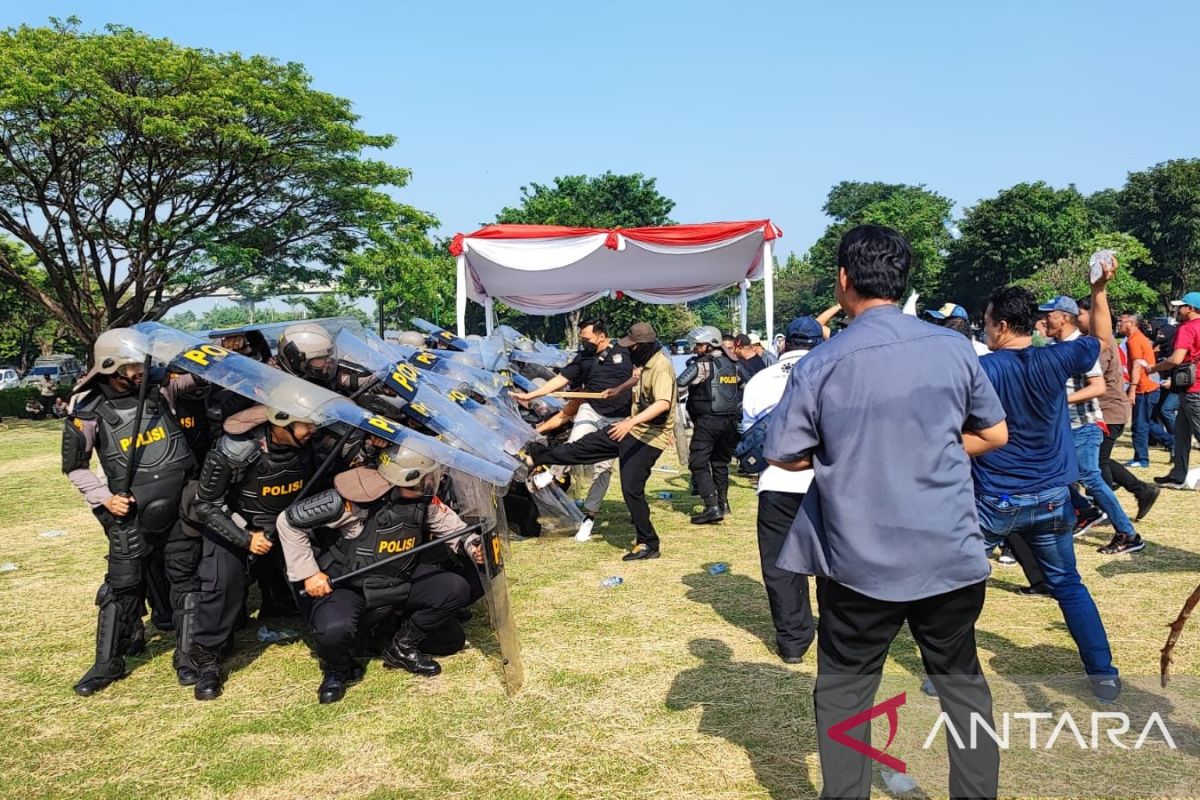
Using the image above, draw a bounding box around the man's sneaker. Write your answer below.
[1154,475,1188,489]
[574,517,595,543]
[1098,533,1145,555]
[921,677,939,698]
[1090,676,1122,705]
[1018,584,1053,596]
[997,548,1017,566]
[1123,459,1150,469]
[1135,485,1160,521]
[1073,508,1107,538]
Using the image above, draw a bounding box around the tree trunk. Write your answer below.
[565,308,582,349]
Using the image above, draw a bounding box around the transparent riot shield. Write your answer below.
[477,523,524,695]
[366,332,507,398]
[410,317,472,352]
[132,323,515,486]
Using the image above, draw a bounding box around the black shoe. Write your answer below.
[721,501,733,517]
[382,637,442,677]
[622,544,660,561]
[1154,475,1187,489]
[778,644,807,664]
[1098,533,1145,555]
[1018,584,1053,596]
[176,665,200,687]
[193,667,222,701]
[74,659,125,697]
[1072,506,1106,538]
[921,677,939,698]
[690,505,724,525]
[318,663,364,704]
[1135,485,1160,521]
[1090,675,1122,705]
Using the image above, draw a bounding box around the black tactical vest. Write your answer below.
[688,353,741,416]
[93,391,195,491]
[232,435,313,533]
[330,495,428,584]
[173,391,214,462]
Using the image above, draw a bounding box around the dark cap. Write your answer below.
[618,322,658,346]
[786,316,824,343]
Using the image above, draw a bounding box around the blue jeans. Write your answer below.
[1154,391,1179,451]
[977,487,1117,677]
[1072,424,1136,535]
[1131,389,1157,461]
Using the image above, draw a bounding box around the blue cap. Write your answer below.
[1038,295,1080,315]
[1170,291,1200,309]
[922,302,969,321]
[786,316,824,343]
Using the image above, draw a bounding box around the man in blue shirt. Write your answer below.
[975,276,1122,703]
[766,225,1008,800]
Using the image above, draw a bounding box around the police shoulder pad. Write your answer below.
[216,430,263,467]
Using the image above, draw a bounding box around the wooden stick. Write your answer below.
[1161,582,1200,687]
[548,391,607,399]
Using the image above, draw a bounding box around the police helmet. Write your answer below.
[265,383,323,427]
[93,328,150,375]
[377,444,438,488]
[686,325,722,349]
[278,323,338,385]
[398,330,427,348]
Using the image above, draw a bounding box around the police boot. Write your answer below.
[382,621,442,677]
[719,491,732,518]
[192,646,223,701]
[690,496,724,525]
[174,592,200,687]
[124,618,147,657]
[75,583,126,697]
[318,658,364,704]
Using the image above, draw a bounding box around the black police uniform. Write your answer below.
[188,420,315,694]
[558,343,635,418]
[677,349,741,519]
[63,377,200,693]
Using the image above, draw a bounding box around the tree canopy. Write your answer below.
[0,19,422,346]
[1117,158,1200,302]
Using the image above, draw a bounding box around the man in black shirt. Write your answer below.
[511,318,634,541]
[732,334,767,380]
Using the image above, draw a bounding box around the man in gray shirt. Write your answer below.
[765,225,1008,800]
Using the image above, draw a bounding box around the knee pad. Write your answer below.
[107,557,143,593]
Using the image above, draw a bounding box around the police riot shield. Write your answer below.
[674,404,690,465]
[132,323,516,486]
[528,478,586,535]
[510,372,564,413]
[410,317,471,352]
[366,332,507,398]
[477,522,524,695]
[418,369,539,452]
[334,330,530,459]
[495,325,572,369]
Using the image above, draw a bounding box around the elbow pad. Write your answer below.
[61,419,90,473]
[284,488,345,531]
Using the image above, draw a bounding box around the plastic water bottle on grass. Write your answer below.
[600,576,624,589]
[656,491,673,500]
[708,563,729,576]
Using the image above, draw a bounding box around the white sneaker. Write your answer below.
[531,470,555,490]
[574,517,595,542]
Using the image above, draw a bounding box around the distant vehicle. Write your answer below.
[0,367,20,390]
[22,362,79,388]
[33,353,82,377]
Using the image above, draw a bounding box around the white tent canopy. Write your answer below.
[449,220,782,340]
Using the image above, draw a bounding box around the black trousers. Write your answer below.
[756,491,815,657]
[1099,423,1151,500]
[689,413,738,501]
[308,563,474,668]
[194,534,249,651]
[533,428,665,549]
[814,579,998,800]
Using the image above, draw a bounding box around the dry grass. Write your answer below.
[0,418,1198,799]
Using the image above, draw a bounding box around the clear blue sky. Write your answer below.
[3,0,1196,262]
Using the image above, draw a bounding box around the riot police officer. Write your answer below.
[276,445,484,703]
[676,325,741,524]
[62,328,201,695]
[277,322,340,388]
[187,395,318,701]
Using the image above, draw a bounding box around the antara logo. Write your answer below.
[828,692,907,773]
[262,480,304,497]
[120,426,166,452]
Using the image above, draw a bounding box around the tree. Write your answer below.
[0,238,79,367]
[1118,159,1200,303]
[480,172,689,346]
[771,253,838,321]
[0,19,421,347]
[284,293,371,327]
[1016,233,1159,316]
[945,181,1092,313]
[808,182,954,302]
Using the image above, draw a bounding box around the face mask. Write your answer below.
[580,341,598,356]
[630,341,658,366]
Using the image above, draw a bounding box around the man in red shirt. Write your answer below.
[1153,292,1200,488]
[1121,313,1162,467]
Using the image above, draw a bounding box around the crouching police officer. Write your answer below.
[277,445,485,703]
[676,325,741,524]
[63,328,200,695]
[186,396,318,701]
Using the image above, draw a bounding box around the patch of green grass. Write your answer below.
[0,419,1197,798]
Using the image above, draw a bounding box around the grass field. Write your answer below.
[1,418,1198,799]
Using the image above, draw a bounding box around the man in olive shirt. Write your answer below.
[525,322,677,561]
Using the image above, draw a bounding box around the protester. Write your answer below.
[976,272,1123,702]
[732,334,766,380]
[1151,320,1180,454]
[749,333,777,367]
[510,318,634,542]
[741,316,822,663]
[1152,291,1200,488]
[721,333,739,362]
[1120,312,1160,467]
[925,302,991,356]
[526,322,677,561]
[766,224,1007,799]
[52,395,68,418]
[1040,295,1143,553]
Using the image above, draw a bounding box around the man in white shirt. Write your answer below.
[741,316,821,663]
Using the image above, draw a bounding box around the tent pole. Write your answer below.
[762,240,775,342]
[738,281,749,334]
[484,296,495,335]
[455,255,468,337]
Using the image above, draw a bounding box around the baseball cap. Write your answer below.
[785,316,824,343]
[1169,291,1200,309]
[617,322,658,346]
[1038,296,1080,315]
[747,333,763,346]
[922,302,969,321]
